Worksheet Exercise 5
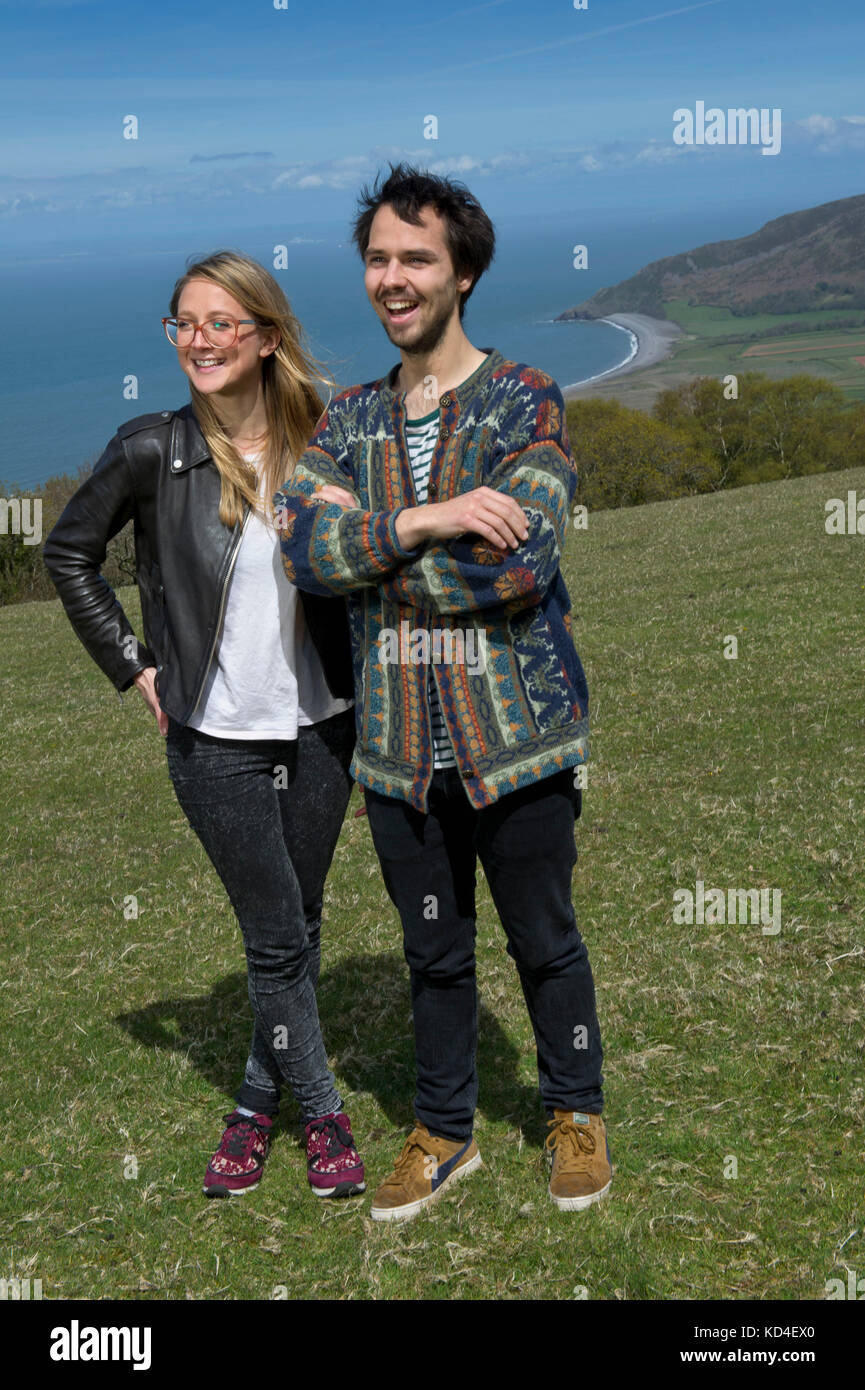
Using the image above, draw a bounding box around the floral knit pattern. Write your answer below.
[273,348,589,811]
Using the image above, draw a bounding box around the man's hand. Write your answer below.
[395,487,529,552]
[133,666,169,736]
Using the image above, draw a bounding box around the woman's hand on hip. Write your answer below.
[133,666,170,736]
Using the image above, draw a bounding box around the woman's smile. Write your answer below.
[190,355,228,375]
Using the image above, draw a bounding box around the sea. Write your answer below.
[0,206,739,492]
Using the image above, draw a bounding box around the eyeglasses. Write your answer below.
[162,316,257,347]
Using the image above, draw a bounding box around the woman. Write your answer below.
[43,251,364,1200]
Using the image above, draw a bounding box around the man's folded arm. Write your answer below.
[378,384,577,615]
[274,442,422,597]
[276,383,578,613]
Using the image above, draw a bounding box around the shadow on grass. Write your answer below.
[115,951,546,1144]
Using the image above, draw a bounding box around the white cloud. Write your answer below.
[426,155,483,174]
[634,142,679,165]
[795,112,865,151]
[9,116,853,222]
[799,114,837,136]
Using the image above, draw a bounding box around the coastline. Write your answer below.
[561,313,684,398]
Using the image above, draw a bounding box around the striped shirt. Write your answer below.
[404,408,457,770]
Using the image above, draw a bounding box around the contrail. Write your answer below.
[399,0,516,36]
[417,1,725,77]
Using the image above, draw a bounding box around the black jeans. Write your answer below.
[364,767,604,1141]
[165,709,355,1121]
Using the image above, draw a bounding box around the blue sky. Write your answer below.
[1,0,863,253]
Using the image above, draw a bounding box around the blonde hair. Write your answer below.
[169,250,335,530]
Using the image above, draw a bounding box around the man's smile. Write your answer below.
[382,298,420,324]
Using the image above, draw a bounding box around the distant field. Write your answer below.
[575,302,865,410]
[664,301,865,339]
[666,328,865,400]
[663,301,865,400]
[742,340,865,356]
[2,466,863,1301]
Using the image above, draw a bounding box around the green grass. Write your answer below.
[2,467,864,1300]
[665,328,865,402]
[663,300,865,339]
[661,302,865,402]
[575,305,865,410]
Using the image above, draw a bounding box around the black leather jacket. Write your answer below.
[42,404,353,724]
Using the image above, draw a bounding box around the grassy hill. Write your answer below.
[560,193,865,410]
[560,193,865,321]
[2,467,863,1301]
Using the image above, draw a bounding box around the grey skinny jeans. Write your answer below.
[165,708,355,1121]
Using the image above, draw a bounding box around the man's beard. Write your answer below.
[381,296,455,356]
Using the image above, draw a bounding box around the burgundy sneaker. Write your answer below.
[305,1112,365,1198]
[203,1111,274,1197]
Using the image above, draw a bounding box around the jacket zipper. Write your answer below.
[187,503,251,719]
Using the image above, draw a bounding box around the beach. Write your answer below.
[562,313,684,399]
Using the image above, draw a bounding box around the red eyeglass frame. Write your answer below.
[162,316,257,346]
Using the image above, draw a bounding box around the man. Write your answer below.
[274,163,610,1223]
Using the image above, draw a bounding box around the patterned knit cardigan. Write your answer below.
[273,347,589,811]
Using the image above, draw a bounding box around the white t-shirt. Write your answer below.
[187,454,353,739]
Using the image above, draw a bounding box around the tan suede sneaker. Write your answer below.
[545,1110,612,1211]
[370,1123,482,1223]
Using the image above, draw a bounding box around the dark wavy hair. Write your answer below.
[351,162,496,319]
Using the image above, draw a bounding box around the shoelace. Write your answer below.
[309,1116,354,1155]
[545,1117,596,1168]
[220,1115,267,1159]
[390,1129,436,1177]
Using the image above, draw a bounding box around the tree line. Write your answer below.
[566,372,865,512]
[2,372,863,606]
